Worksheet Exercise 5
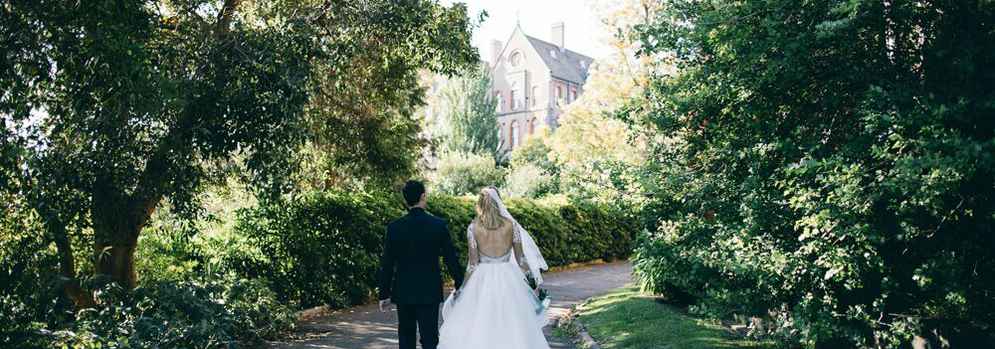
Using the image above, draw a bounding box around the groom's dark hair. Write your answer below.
[402,180,426,207]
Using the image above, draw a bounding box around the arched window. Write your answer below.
[511,121,521,149]
[495,91,502,112]
[510,51,523,67]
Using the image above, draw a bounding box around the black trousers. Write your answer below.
[396,303,440,349]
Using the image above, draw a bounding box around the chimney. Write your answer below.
[491,39,504,65]
[551,22,565,51]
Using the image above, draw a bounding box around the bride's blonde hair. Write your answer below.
[475,187,505,230]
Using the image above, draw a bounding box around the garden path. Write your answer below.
[269,261,632,349]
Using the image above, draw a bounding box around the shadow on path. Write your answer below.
[269,261,633,349]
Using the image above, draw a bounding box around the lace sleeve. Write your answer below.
[464,224,480,283]
[512,224,531,274]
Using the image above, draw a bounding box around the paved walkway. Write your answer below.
[270,261,633,349]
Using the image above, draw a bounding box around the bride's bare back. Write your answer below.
[473,219,516,257]
[465,215,530,281]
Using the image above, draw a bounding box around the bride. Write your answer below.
[438,187,551,349]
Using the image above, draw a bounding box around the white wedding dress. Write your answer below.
[438,189,551,349]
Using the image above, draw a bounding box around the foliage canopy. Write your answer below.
[0,0,477,301]
[630,0,995,347]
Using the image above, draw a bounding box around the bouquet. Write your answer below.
[525,273,550,315]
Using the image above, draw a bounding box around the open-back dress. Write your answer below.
[437,218,550,349]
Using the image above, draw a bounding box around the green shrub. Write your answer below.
[134,183,264,285]
[3,187,637,348]
[430,151,507,196]
[504,164,558,199]
[2,205,294,349]
[49,276,293,349]
[0,295,53,349]
[234,190,639,310]
[234,191,404,309]
[0,199,76,348]
[504,134,561,199]
[436,194,640,266]
[435,195,639,267]
[134,221,203,284]
[509,134,558,175]
[224,277,297,341]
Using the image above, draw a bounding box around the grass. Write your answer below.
[570,286,777,349]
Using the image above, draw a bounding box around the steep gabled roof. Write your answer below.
[526,35,594,84]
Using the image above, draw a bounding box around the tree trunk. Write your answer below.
[92,205,152,289]
[91,177,159,289]
[34,202,95,308]
[50,223,94,307]
[94,242,138,288]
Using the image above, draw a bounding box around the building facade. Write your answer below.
[490,22,594,151]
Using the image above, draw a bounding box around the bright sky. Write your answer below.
[444,0,613,61]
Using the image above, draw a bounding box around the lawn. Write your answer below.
[570,286,777,349]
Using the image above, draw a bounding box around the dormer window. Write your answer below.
[550,50,558,59]
[579,61,586,69]
[510,51,523,67]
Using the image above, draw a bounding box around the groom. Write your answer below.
[377,180,464,349]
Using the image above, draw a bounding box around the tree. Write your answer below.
[430,151,507,196]
[510,128,557,174]
[544,0,659,206]
[630,0,995,347]
[302,1,478,189]
[434,64,503,159]
[0,0,477,306]
[504,163,557,199]
[504,129,560,199]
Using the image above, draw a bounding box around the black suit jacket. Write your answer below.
[377,207,464,304]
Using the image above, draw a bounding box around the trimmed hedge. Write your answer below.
[234,191,639,309]
[431,195,638,267]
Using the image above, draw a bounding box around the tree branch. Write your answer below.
[215,0,242,38]
[127,0,245,231]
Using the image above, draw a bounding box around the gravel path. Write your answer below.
[269,261,633,349]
